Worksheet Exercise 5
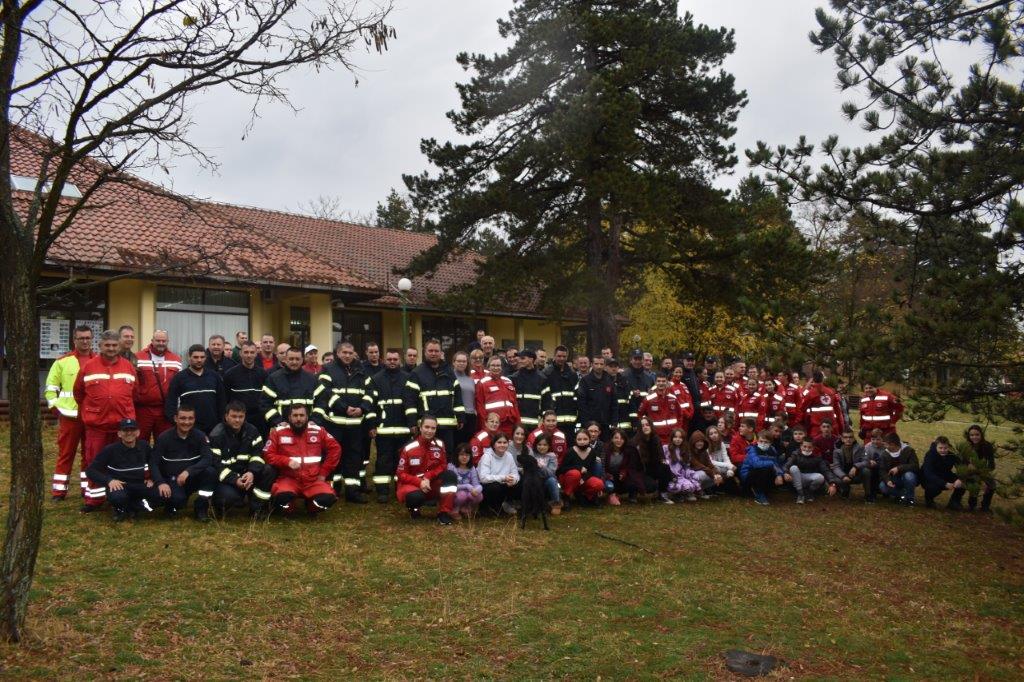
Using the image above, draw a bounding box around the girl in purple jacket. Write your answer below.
[448,444,483,519]
[664,428,702,501]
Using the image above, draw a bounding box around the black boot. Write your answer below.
[193,497,211,523]
[346,488,368,504]
[981,488,995,512]
[947,488,965,511]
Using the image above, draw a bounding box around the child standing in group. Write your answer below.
[449,444,483,519]
[663,428,702,502]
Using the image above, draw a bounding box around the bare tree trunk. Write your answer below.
[584,203,621,357]
[0,242,43,642]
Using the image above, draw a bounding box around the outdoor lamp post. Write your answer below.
[395,277,412,350]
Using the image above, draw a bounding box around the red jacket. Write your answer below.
[668,382,696,429]
[396,436,448,487]
[527,426,568,465]
[263,422,341,484]
[780,382,802,421]
[799,383,845,438]
[73,355,137,430]
[709,383,741,417]
[475,375,520,436]
[736,391,767,431]
[766,391,786,424]
[637,391,684,445]
[699,382,712,410]
[858,390,903,434]
[134,346,182,408]
[728,432,754,467]
[469,430,493,466]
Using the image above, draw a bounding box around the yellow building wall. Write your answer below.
[379,309,405,351]
[486,317,517,348]
[523,320,562,351]
[107,279,151,349]
[309,293,333,355]
[106,280,567,359]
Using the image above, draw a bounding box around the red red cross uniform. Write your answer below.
[263,422,341,513]
[474,375,520,437]
[396,436,455,513]
[637,391,684,445]
[73,355,137,506]
[858,390,904,437]
[799,384,845,439]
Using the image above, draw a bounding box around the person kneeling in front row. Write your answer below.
[396,414,457,525]
[210,401,276,518]
[263,404,340,517]
[85,418,160,522]
[149,405,218,522]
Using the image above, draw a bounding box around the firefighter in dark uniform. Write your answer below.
[366,348,411,503]
[209,400,276,517]
[607,358,633,432]
[313,341,374,504]
[511,349,547,431]
[403,338,465,456]
[623,349,656,430]
[542,345,579,433]
[260,346,317,429]
[576,356,618,440]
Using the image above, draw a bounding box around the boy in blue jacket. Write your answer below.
[740,429,785,506]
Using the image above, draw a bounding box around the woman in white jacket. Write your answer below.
[477,433,521,516]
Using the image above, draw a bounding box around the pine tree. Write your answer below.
[403,0,746,354]
[748,0,1024,521]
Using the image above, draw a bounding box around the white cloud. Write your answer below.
[145,0,876,216]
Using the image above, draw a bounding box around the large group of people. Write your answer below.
[44,325,998,525]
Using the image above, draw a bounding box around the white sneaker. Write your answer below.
[659,492,675,504]
[796,495,805,504]
[685,494,697,502]
[501,501,517,515]
[700,493,712,500]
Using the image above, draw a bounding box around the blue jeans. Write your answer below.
[879,471,917,501]
[591,458,616,493]
[543,476,561,503]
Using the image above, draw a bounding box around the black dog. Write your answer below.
[516,453,550,531]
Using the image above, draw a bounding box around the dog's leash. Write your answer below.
[593,531,656,555]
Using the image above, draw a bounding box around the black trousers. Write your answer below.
[160,466,217,513]
[107,481,159,513]
[746,467,776,496]
[925,484,966,507]
[454,418,477,451]
[372,434,407,495]
[481,481,521,515]
[436,427,456,460]
[837,466,880,500]
[624,474,658,496]
[326,425,365,495]
[213,465,277,514]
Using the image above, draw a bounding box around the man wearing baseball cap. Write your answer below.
[84,418,159,521]
[303,344,321,375]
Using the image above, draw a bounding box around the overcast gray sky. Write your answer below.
[149,0,872,219]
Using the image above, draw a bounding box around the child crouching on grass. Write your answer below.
[449,444,482,519]
[740,429,785,506]
[664,428,702,502]
[530,434,562,515]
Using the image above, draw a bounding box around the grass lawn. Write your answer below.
[1,417,1023,680]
